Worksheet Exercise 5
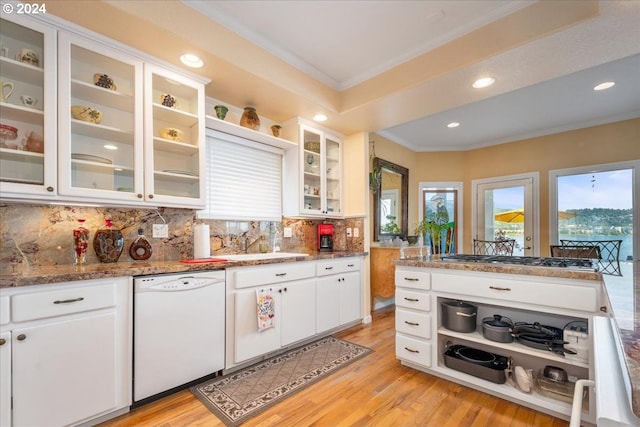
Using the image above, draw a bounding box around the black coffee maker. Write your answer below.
[318,223,334,252]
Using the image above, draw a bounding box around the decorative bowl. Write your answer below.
[71,105,102,124]
[159,127,184,141]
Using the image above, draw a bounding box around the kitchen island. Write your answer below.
[394,254,639,426]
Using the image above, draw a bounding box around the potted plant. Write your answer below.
[413,218,454,254]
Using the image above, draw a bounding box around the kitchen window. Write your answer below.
[198,129,283,221]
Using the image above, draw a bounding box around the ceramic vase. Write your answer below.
[93,219,124,263]
[271,125,281,137]
[240,107,260,130]
[214,105,228,120]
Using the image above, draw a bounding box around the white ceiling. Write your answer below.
[182,0,640,151]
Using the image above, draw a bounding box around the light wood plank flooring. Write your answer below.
[99,306,569,427]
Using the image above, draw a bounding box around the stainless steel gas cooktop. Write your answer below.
[440,254,598,271]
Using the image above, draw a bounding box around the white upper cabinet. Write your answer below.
[1,13,208,208]
[0,14,57,199]
[283,120,343,218]
[143,64,205,208]
[57,31,144,203]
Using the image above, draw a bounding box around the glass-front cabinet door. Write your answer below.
[0,15,56,199]
[144,64,205,208]
[57,31,143,202]
[299,124,342,217]
[302,127,322,214]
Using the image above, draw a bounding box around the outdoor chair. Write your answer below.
[550,245,601,259]
[473,239,516,256]
[559,239,622,276]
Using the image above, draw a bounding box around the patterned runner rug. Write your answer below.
[191,336,373,426]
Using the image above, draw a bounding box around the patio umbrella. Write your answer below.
[494,209,576,223]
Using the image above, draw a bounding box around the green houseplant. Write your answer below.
[413,218,454,254]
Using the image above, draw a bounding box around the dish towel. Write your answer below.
[256,288,275,331]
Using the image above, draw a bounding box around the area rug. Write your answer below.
[191,336,373,426]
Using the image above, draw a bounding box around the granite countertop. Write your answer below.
[0,251,367,288]
[395,255,602,281]
[395,255,640,419]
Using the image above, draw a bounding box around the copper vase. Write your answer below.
[240,107,260,130]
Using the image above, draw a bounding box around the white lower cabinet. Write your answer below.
[226,257,363,371]
[316,258,362,333]
[234,278,316,363]
[395,266,603,425]
[0,330,10,427]
[0,277,132,427]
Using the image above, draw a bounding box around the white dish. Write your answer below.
[162,169,197,177]
[71,153,112,164]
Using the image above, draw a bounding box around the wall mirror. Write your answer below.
[373,157,408,242]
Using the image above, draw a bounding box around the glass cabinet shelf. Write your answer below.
[71,79,135,112]
[0,57,43,85]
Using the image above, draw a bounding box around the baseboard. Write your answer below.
[362,314,372,324]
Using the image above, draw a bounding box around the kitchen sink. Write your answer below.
[222,252,309,261]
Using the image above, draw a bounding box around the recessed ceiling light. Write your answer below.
[180,53,203,68]
[472,77,495,89]
[447,122,460,128]
[103,144,118,150]
[313,114,327,122]
[594,81,615,91]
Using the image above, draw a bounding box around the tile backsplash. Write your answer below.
[0,204,364,272]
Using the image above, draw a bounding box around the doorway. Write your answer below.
[472,173,539,256]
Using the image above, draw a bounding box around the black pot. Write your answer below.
[482,314,514,343]
[441,300,477,333]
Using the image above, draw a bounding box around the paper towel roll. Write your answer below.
[193,223,210,259]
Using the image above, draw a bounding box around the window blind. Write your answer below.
[198,129,283,221]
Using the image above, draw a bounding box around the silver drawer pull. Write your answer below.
[489,286,511,291]
[54,297,85,304]
[275,273,287,277]
[404,347,419,353]
[325,266,334,270]
[404,277,419,281]
[404,297,419,302]
[404,321,420,326]
[347,264,355,267]
[456,311,476,317]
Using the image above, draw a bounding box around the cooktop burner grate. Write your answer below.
[441,254,597,270]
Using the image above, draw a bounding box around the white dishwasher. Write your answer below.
[133,271,225,403]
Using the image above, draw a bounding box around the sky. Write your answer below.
[493,169,633,210]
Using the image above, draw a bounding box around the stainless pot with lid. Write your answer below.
[482,314,514,343]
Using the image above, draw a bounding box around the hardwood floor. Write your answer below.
[99,306,569,427]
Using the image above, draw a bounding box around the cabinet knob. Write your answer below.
[17,334,26,341]
[0,338,5,345]
[46,186,54,192]
[148,194,154,199]
[137,193,143,199]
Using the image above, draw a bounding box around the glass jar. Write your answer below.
[93,218,124,263]
[73,219,90,265]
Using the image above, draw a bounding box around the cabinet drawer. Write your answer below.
[11,283,117,322]
[396,334,431,367]
[230,262,315,289]
[0,296,9,325]
[316,258,361,276]
[431,272,598,312]
[395,289,431,311]
[396,309,431,338]
[395,267,430,290]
